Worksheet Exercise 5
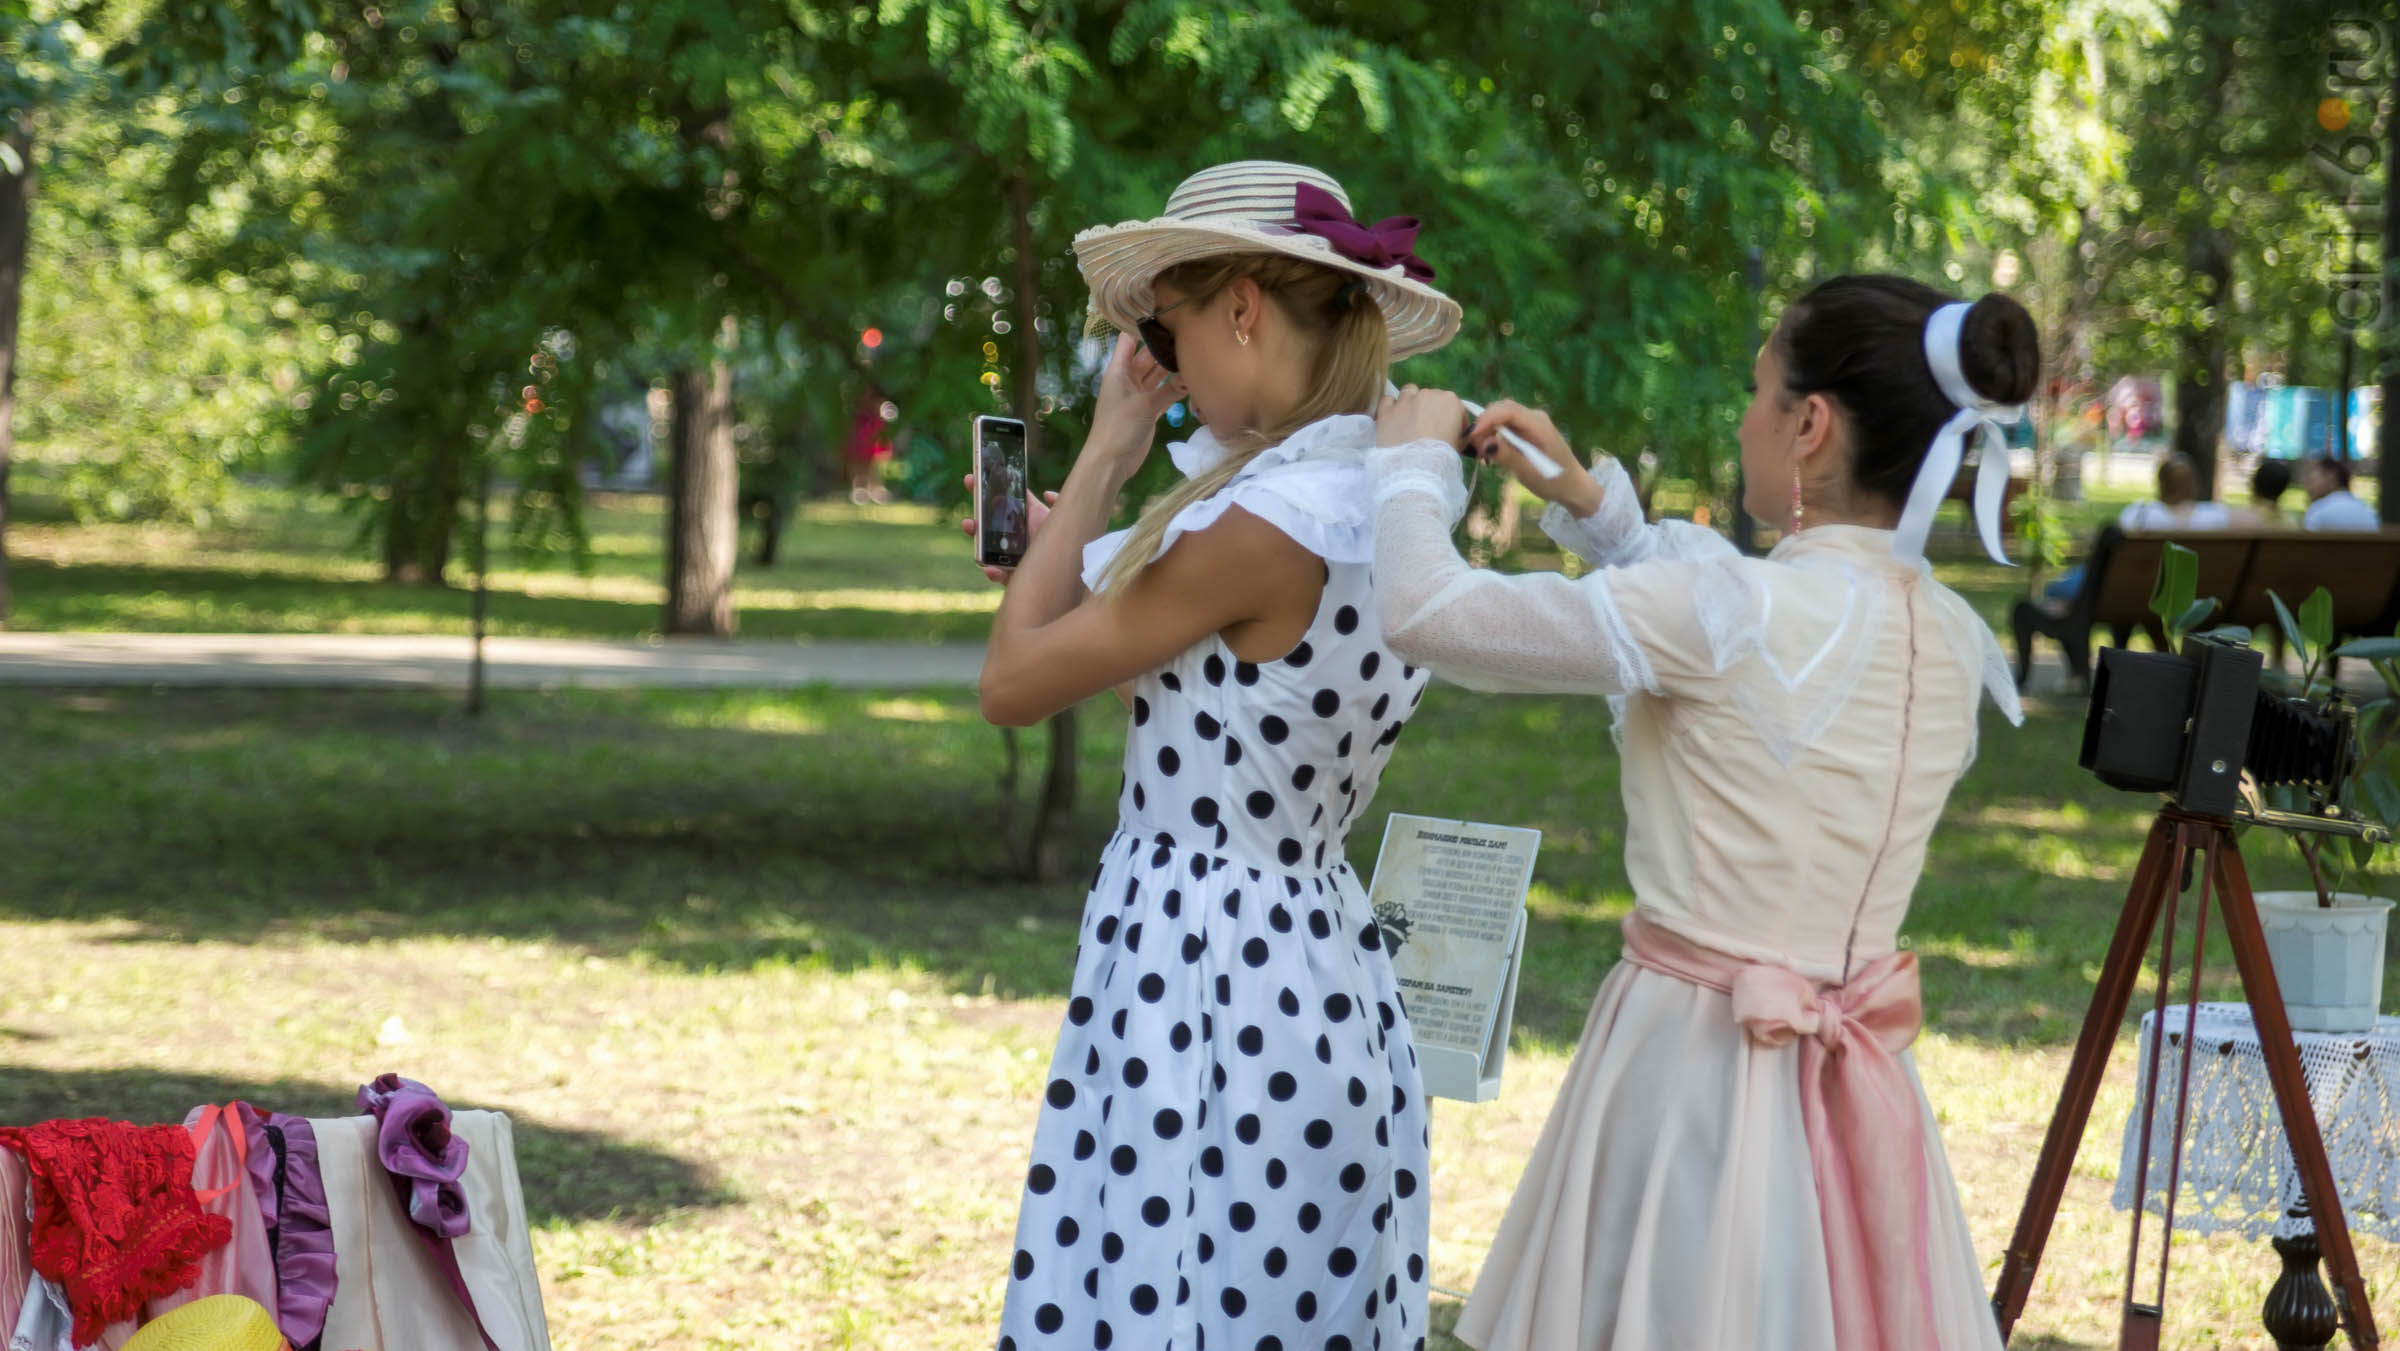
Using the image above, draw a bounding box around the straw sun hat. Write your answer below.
[122,1296,288,1351]
[1073,161,1463,361]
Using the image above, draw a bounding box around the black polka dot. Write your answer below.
[1259,715,1289,744]
[1266,1158,1288,1188]
[1277,839,1303,866]
[1371,693,1390,719]
[1408,1254,1425,1281]
[1154,1108,1183,1139]
[1096,916,1119,944]
[1285,642,1313,667]
[1111,1144,1137,1175]
[1336,733,1353,758]
[1277,985,1300,1015]
[1236,1114,1262,1144]
[1268,1071,1297,1101]
[1324,993,1352,1021]
[1157,746,1180,776]
[1221,1288,1246,1317]
[1162,889,1182,918]
[1200,1145,1224,1176]
[1335,605,1360,634]
[1312,689,1340,717]
[1242,937,1269,967]
[1015,1249,1035,1279]
[1160,672,1181,691]
[1340,1162,1366,1191]
[1359,922,1383,952]
[1359,651,1381,680]
[1224,737,1244,766]
[1229,1201,1256,1231]
[1124,922,1143,953]
[1192,797,1220,827]
[1068,995,1095,1025]
[1395,1168,1418,1197]
[1265,1246,1288,1278]
[1036,1303,1064,1334]
[1298,1202,1322,1232]
[1238,1025,1264,1055]
[1203,654,1227,685]
[1103,1232,1125,1262]
[1131,1284,1158,1314]
[1328,1247,1357,1277]
[1122,1058,1149,1087]
[1296,1291,1318,1320]
[1046,1081,1075,1109]
[1057,1217,1080,1245]
[1270,906,1294,935]
[1132,784,1146,810]
[1194,712,1221,740]
[1030,1162,1058,1193]
[1132,697,1151,725]
[1235,661,1260,685]
[1181,933,1205,964]
[1074,1130,1096,1160]
[1304,1119,1334,1149]
[1138,973,1165,1002]
[1290,764,1316,790]
[1246,790,1275,818]
[1095,1320,1112,1348]
[1170,1020,1193,1049]
[1142,1195,1171,1226]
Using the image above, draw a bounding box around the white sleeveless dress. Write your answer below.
[995,414,1436,1351]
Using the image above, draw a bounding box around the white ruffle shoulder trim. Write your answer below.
[1081,413,1379,591]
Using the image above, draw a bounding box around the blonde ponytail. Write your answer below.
[1095,254,1390,597]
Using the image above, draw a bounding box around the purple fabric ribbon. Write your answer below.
[356,1074,470,1240]
[1289,182,1436,282]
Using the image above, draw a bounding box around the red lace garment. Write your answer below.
[0,1118,231,1344]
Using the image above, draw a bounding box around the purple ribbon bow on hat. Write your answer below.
[1290,183,1436,282]
[358,1073,471,1239]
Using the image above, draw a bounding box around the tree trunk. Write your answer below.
[0,116,31,626]
[1011,165,1077,880]
[2382,40,2400,521]
[382,456,462,585]
[665,333,738,636]
[2174,226,2232,501]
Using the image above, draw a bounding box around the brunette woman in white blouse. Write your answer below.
[1369,276,2034,1351]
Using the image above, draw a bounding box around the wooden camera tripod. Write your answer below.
[1989,808,2381,1350]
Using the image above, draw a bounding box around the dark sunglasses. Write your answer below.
[1134,296,1195,374]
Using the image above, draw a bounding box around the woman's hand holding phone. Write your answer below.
[960,476,1061,583]
[1465,399,1605,519]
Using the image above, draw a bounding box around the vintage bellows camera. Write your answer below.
[2079,634,2356,820]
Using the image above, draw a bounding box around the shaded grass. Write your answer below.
[3,681,2394,1347]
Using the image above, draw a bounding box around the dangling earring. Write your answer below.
[1235,325,1250,348]
[1789,461,1806,534]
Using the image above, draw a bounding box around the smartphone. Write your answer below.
[973,414,1031,569]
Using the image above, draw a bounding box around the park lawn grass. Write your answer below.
[6,468,1000,642]
[2,679,2393,1349]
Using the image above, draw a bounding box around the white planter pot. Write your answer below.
[2253,891,2395,1033]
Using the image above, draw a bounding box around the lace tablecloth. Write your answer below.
[2112,1002,2400,1241]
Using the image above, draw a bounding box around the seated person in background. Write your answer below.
[2301,455,2381,530]
[2244,457,2295,525]
[2046,452,2228,600]
[2116,452,2231,530]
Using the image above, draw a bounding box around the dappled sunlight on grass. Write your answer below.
[863,697,969,723]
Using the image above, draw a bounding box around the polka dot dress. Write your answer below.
[997,562,1435,1351]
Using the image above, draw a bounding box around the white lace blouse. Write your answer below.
[1366,439,2023,981]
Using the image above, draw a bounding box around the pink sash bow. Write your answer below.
[1622,912,1940,1351]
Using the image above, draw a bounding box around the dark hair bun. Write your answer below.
[1958,292,2040,406]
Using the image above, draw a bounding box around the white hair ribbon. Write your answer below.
[1893,301,2021,567]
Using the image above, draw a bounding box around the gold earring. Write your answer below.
[1235,327,1250,347]
[1789,461,1805,534]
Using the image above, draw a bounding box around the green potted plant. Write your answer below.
[2150,545,2394,1031]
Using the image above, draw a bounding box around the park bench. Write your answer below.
[2008,525,2400,687]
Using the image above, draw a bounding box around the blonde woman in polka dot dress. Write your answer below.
[977,161,1463,1351]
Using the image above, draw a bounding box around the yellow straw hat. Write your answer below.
[123,1296,289,1351]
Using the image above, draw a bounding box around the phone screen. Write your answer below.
[978,418,1030,565]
